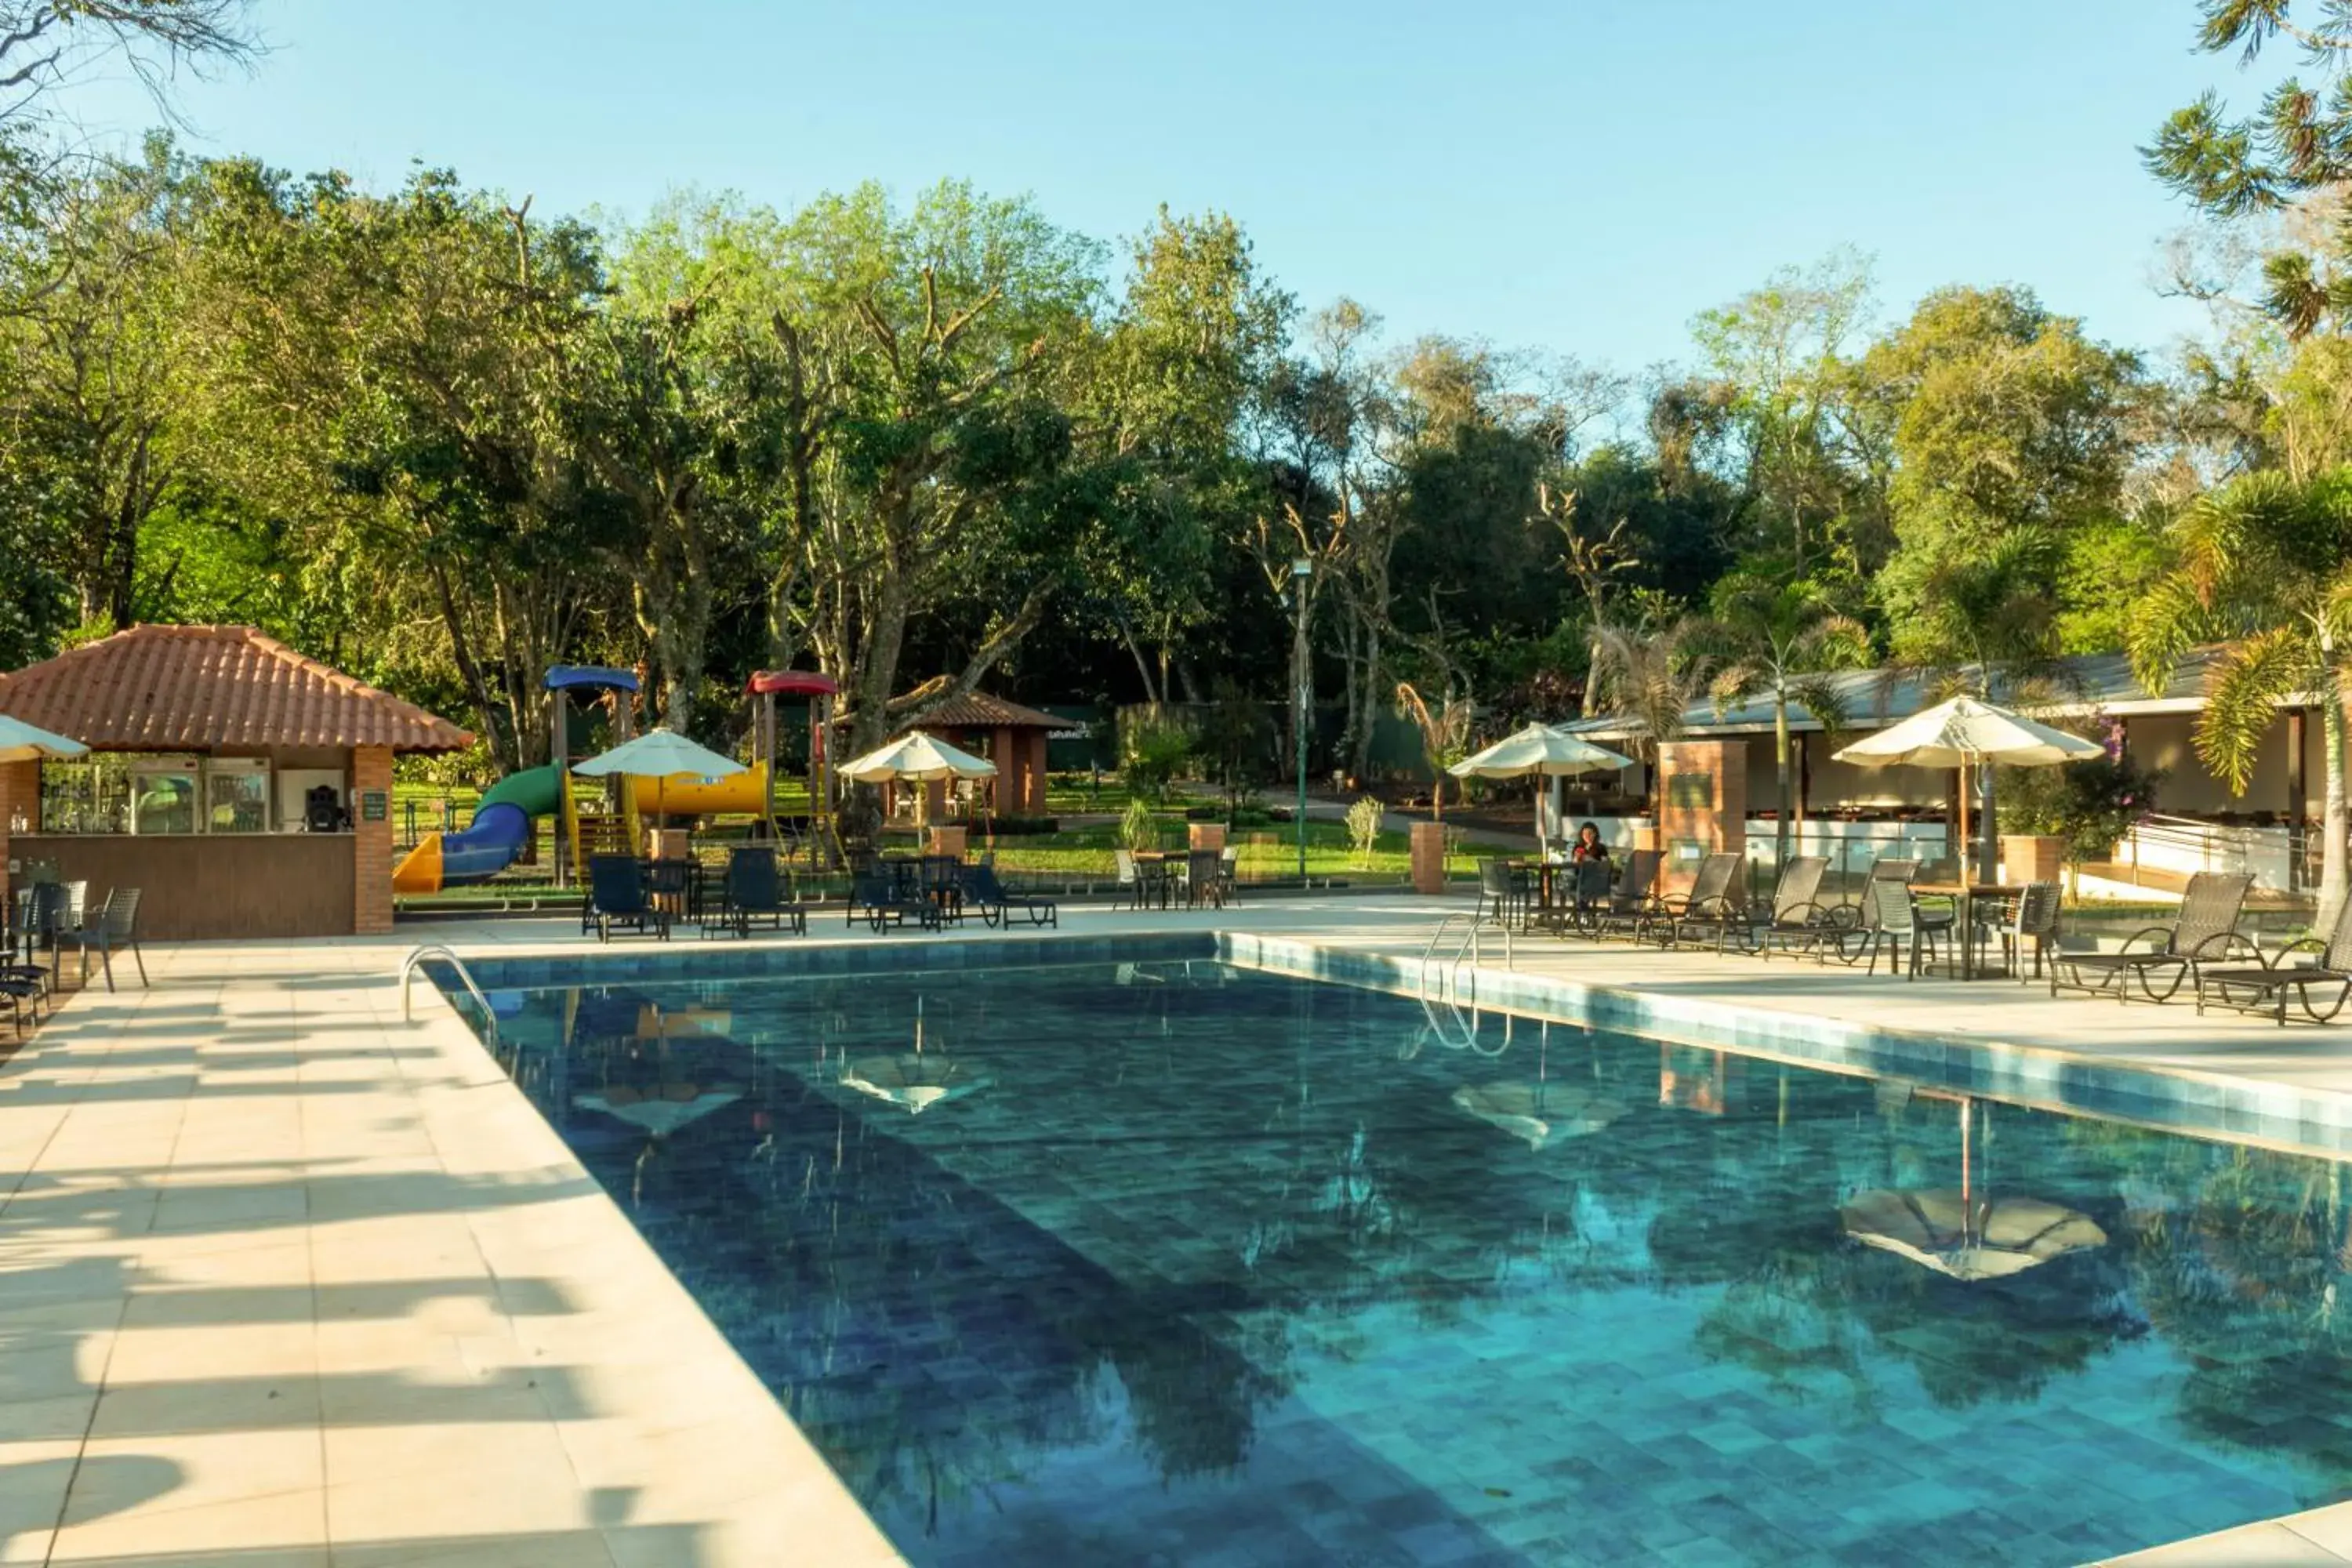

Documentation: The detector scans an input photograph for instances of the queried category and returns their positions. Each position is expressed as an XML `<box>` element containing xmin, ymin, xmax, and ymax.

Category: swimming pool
<box><xmin>458</xmin><ymin>948</ymin><xmax>2352</xmax><ymax>1566</ymax></box>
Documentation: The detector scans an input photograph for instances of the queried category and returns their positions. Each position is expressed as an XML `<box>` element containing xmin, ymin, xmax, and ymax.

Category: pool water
<box><xmin>473</xmin><ymin>956</ymin><xmax>2352</xmax><ymax>1566</ymax></box>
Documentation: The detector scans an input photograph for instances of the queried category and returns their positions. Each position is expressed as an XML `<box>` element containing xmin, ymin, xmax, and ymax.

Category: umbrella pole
<box><xmin>1956</xmin><ymin>770</ymin><xmax>1969</xmax><ymax>883</ymax></box>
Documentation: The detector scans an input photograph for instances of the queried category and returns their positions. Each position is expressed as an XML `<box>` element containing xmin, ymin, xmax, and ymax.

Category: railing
<box><xmin>2120</xmin><ymin>814</ymin><xmax>2303</xmax><ymax>892</ymax></box>
<box><xmin>397</xmin><ymin>943</ymin><xmax>499</xmax><ymax>1048</ymax></box>
<box><xmin>1417</xmin><ymin>911</ymin><xmax>1512</xmax><ymax>1006</ymax></box>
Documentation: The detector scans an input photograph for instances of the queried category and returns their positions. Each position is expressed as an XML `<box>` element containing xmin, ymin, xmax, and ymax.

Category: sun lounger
<box><xmin>1664</xmin><ymin>853</ymin><xmax>1748</xmax><ymax>953</ymax></box>
<box><xmin>1748</xmin><ymin>857</ymin><xmax>1842</xmax><ymax>960</ymax></box>
<box><xmin>962</xmin><ymin>861</ymin><xmax>1058</xmax><ymax>928</ymax></box>
<box><xmin>2047</xmin><ymin>871</ymin><xmax>2255</xmax><ymax>1004</ymax></box>
<box><xmin>584</xmin><ymin>855</ymin><xmax>670</xmax><ymax>942</ymax></box>
<box><xmin>2194</xmin><ymin>890</ymin><xmax>2352</xmax><ymax>1024</ymax></box>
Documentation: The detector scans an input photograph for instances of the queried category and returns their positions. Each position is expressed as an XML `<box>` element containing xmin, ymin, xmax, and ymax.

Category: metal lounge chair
<box><xmin>1860</xmin><ymin>877</ymin><xmax>1947</xmax><ymax>979</ymax></box>
<box><xmin>2047</xmin><ymin>870</ymin><xmax>2256</xmax><ymax>1004</ymax></box>
<box><xmin>1665</xmin><ymin>853</ymin><xmax>1748</xmax><ymax>952</ymax></box>
<box><xmin>962</xmin><ymin>861</ymin><xmax>1058</xmax><ymax>928</ymax></box>
<box><xmin>1591</xmin><ymin>850</ymin><xmax>1667</xmax><ymax>942</ymax></box>
<box><xmin>584</xmin><ymin>855</ymin><xmax>670</xmax><ymax>942</ymax></box>
<box><xmin>848</xmin><ymin>862</ymin><xmax>913</xmax><ymax>933</ymax></box>
<box><xmin>713</xmin><ymin>848</ymin><xmax>805</xmax><ymax>938</ymax></box>
<box><xmin>1748</xmin><ymin>857</ymin><xmax>1842</xmax><ymax>960</ymax></box>
<box><xmin>56</xmin><ymin>887</ymin><xmax>147</xmax><ymax>991</ymax></box>
<box><xmin>2194</xmin><ymin>891</ymin><xmax>2352</xmax><ymax>1025</ymax></box>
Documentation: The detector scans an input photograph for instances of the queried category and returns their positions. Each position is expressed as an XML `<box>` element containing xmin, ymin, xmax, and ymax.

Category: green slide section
<box><xmin>478</xmin><ymin>763</ymin><xmax>563</xmax><ymax>818</ymax></box>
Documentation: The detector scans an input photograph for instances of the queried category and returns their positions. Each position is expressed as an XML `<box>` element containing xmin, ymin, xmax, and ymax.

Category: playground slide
<box><xmin>392</xmin><ymin>764</ymin><xmax>564</xmax><ymax>895</ymax></box>
<box><xmin>625</xmin><ymin>761</ymin><xmax>768</xmax><ymax>819</ymax></box>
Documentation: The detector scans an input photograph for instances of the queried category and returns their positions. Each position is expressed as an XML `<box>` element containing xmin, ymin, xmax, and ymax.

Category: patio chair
<box><xmin>1114</xmin><ymin>850</ymin><xmax>1150</xmax><ymax>911</ymax></box>
<box><xmin>1218</xmin><ymin>845</ymin><xmax>1240</xmax><ymax>904</ymax></box>
<box><xmin>963</xmin><ymin>861</ymin><xmax>1058</xmax><ymax>928</ymax></box>
<box><xmin>584</xmin><ymin>855</ymin><xmax>670</xmax><ymax>942</ymax></box>
<box><xmin>713</xmin><ymin>848</ymin><xmax>805</xmax><ymax>938</ymax></box>
<box><xmin>1185</xmin><ymin>848</ymin><xmax>1225</xmax><ymax>909</ymax></box>
<box><xmin>56</xmin><ymin>887</ymin><xmax>147</xmax><ymax>991</ymax></box>
<box><xmin>1860</xmin><ymin>878</ymin><xmax>1949</xmax><ymax>980</ymax></box>
<box><xmin>1971</xmin><ymin>881</ymin><xmax>2060</xmax><ymax>982</ymax></box>
<box><xmin>920</xmin><ymin>855</ymin><xmax>967</xmax><ymax>927</ymax></box>
<box><xmin>1824</xmin><ymin>857</ymin><xmax>1918</xmax><ymax>966</ymax></box>
<box><xmin>1475</xmin><ymin>860</ymin><xmax>1528</xmax><ymax>929</ymax></box>
<box><xmin>848</xmin><ymin>862</ymin><xmax>914</xmax><ymax>933</ymax></box>
<box><xmin>2048</xmin><ymin>870</ymin><xmax>2256</xmax><ymax>1005</ymax></box>
<box><xmin>1590</xmin><ymin>850</ymin><xmax>1667</xmax><ymax>942</ymax></box>
<box><xmin>1748</xmin><ymin>857</ymin><xmax>1843</xmax><ymax>961</ymax></box>
<box><xmin>1664</xmin><ymin>853</ymin><xmax>1747</xmax><ymax>953</ymax></box>
<box><xmin>1560</xmin><ymin>858</ymin><xmax>1613</xmax><ymax>936</ymax></box>
<box><xmin>2194</xmin><ymin>890</ymin><xmax>2352</xmax><ymax>1025</ymax></box>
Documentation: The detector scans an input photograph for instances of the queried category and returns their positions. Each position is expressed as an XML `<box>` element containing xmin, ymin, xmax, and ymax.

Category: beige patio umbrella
<box><xmin>1840</xmin><ymin>1094</ymin><xmax>2107</xmax><ymax>1281</ymax></box>
<box><xmin>1450</xmin><ymin>724</ymin><xmax>1633</xmax><ymax>851</ymax></box>
<box><xmin>838</xmin><ymin>996</ymin><xmax>990</xmax><ymax>1114</ymax></box>
<box><xmin>1832</xmin><ymin>696</ymin><xmax>2102</xmax><ymax>881</ymax></box>
<box><xmin>840</xmin><ymin>731</ymin><xmax>996</xmax><ymax>827</ymax></box>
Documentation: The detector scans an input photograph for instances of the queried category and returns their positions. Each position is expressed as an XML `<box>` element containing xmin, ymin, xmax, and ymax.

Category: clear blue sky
<box><xmin>63</xmin><ymin>0</ymin><xmax>2250</xmax><ymax>389</ymax></box>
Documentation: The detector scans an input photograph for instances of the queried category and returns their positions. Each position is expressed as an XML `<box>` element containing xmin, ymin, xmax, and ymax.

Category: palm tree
<box><xmin>1394</xmin><ymin>681</ymin><xmax>1472</xmax><ymax>821</ymax></box>
<box><xmin>1587</xmin><ymin>618</ymin><xmax>1715</xmax><ymax>818</ymax></box>
<box><xmin>1894</xmin><ymin>530</ymin><xmax>2068</xmax><ymax>879</ymax></box>
<box><xmin>2130</xmin><ymin>470</ymin><xmax>2352</xmax><ymax>932</ymax></box>
<box><xmin>1694</xmin><ymin>573</ymin><xmax>1874</xmax><ymax>872</ymax></box>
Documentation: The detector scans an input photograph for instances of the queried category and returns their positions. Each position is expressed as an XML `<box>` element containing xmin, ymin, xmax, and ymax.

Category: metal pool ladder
<box><xmin>398</xmin><ymin>943</ymin><xmax>499</xmax><ymax>1048</ymax></box>
<box><xmin>1418</xmin><ymin>913</ymin><xmax>1511</xmax><ymax>1006</ymax></box>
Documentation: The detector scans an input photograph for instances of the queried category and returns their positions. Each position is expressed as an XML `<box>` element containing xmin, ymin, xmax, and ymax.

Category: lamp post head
<box><xmin>1290</xmin><ymin>558</ymin><xmax>1312</xmax><ymax>580</ymax></box>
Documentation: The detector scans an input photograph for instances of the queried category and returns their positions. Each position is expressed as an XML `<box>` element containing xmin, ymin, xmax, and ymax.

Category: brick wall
<box><xmin>353</xmin><ymin>746</ymin><xmax>394</xmax><ymax>935</ymax></box>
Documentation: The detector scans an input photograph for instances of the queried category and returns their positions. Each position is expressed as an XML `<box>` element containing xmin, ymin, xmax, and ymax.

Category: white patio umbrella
<box><xmin>572</xmin><ymin>727</ymin><xmax>746</xmax><ymax>826</ymax></box>
<box><xmin>1831</xmin><ymin>696</ymin><xmax>2102</xmax><ymax>880</ymax></box>
<box><xmin>840</xmin><ymin>730</ymin><xmax>997</xmax><ymax>826</ymax></box>
<box><xmin>839</xmin><ymin>730</ymin><xmax>997</xmax><ymax>783</ymax></box>
<box><xmin>1450</xmin><ymin>724</ymin><xmax>1633</xmax><ymax>851</ymax></box>
<box><xmin>0</xmin><ymin>713</ymin><xmax>87</xmax><ymax>764</ymax></box>
<box><xmin>1840</xmin><ymin>1098</ymin><xmax>2104</xmax><ymax>1282</ymax></box>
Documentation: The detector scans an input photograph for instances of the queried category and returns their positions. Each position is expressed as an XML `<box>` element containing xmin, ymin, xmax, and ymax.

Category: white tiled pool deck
<box><xmin>9</xmin><ymin>892</ymin><xmax>2352</xmax><ymax>1565</ymax></box>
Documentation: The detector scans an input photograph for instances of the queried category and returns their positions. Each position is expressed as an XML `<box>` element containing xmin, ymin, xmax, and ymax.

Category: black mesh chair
<box><xmin>1749</xmin><ymin>857</ymin><xmax>1842</xmax><ymax>961</ymax></box>
<box><xmin>584</xmin><ymin>855</ymin><xmax>669</xmax><ymax>942</ymax></box>
<box><xmin>963</xmin><ymin>862</ymin><xmax>1058</xmax><ymax>928</ymax></box>
<box><xmin>1664</xmin><ymin>854</ymin><xmax>1748</xmax><ymax>953</ymax></box>
<box><xmin>848</xmin><ymin>862</ymin><xmax>914</xmax><ymax>932</ymax></box>
<box><xmin>57</xmin><ymin>887</ymin><xmax>146</xmax><ymax>990</ymax></box>
<box><xmin>1860</xmin><ymin>879</ymin><xmax>1946</xmax><ymax>979</ymax></box>
<box><xmin>715</xmin><ymin>848</ymin><xmax>804</xmax><ymax>938</ymax></box>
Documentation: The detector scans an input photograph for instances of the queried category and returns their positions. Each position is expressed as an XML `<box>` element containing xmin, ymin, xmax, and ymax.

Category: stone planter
<box><xmin>927</xmin><ymin>825</ymin><xmax>968</xmax><ymax>859</ymax></box>
<box><xmin>1188</xmin><ymin>822</ymin><xmax>1227</xmax><ymax>851</ymax></box>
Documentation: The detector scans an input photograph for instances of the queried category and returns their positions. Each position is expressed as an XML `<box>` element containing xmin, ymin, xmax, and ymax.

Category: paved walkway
<box><xmin>9</xmin><ymin>894</ymin><xmax>2352</xmax><ymax>1565</ymax></box>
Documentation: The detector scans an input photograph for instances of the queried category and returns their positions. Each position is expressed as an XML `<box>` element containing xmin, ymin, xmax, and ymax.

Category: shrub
<box><xmin>1119</xmin><ymin>796</ymin><xmax>1161</xmax><ymax>852</ymax></box>
<box><xmin>1345</xmin><ymin>796</ymin><xmax>1384</xmax><ymax>867</ymax></box>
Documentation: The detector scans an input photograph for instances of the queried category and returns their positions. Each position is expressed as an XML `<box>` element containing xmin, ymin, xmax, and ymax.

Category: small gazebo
<box><xmin>904</xmin><ymin>691</ymin><xmax>1060</xmax><ymax>815</ymax></box>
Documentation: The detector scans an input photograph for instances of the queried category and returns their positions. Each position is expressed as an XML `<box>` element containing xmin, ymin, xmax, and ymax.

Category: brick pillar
<box><xmin>353</xmin><ymin>746</ymin><xmax>394</xmax><ymax>935</ymax></box>
<box><xmin>1656</xmin><ymin>740</ymin><xmax>1746</xmax><ymax>897</ymax></box>
<box><xmin>1410</xmin><ymin>821</ymin><xmax>1447</xmax><ymax>895</ymax></box>
<box><xmin>1023</xmin><ymin>731</ymin><xmax>1048</xmax><ymax>815</ymax></box>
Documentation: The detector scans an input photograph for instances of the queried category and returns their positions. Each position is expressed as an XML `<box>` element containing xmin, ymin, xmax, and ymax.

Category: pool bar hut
<box><xmin>0</xmin><ymin>624</ymin><xmax>473</xmax><ymax>939</ymax></box>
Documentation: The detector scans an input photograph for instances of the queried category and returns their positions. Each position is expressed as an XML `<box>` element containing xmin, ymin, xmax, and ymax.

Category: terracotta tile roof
<box><xmin>0</xmin><ymin>625</ymin><xmax>474</xmax><ymax>753</ymax></box>
<box><xmin>898</xmin><ymin>691</ymin><xmax>1068</xmax><ymax>731</ymax></box>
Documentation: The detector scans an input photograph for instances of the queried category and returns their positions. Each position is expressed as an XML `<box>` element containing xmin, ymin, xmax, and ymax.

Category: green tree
<box><xmin>1695</xmin><ymin>572</ymin><xmax>1873</xmax><ymax>869</ymax></box>
<box><xmin>1864</xmin><ymin>286</ymin><xmax>2143</xmax><ymax>632</ymax></box>
<box><xmin>2131</xmin><ymin>468</ymin><xmax>2352</xmax><ymax>930</ymax></box>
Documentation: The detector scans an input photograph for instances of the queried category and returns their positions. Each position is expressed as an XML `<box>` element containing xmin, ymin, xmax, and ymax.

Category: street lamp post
<box><xmin>1291</xmin><ymin>557</ymin><xmax>1312</xmax><ymax>883</ymax></box>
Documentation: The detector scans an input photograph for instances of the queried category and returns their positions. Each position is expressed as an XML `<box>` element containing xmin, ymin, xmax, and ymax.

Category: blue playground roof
<box><xmin>544</xmin><ymin>666</ymin><xmax>640</xmax><ymax>694</ymax></box>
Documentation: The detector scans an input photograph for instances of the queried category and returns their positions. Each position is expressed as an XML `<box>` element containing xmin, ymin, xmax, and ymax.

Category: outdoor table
<box><xmin>1911</xmin><ymin>882</ymin><xmax>2025</xmax><ymax>979</ymax></box>
<box><xmin>1131</xmin><ymin>850</ymin><xmax>1181</xmax><ymax>909</ymax></box>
